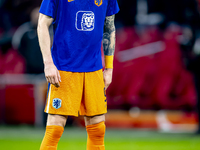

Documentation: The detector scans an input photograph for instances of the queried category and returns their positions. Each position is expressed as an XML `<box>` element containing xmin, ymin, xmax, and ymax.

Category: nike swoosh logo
<box><xmin>68</xmin><ymin>0</ymin><xmax>74</xmax><ymax>2</ymax></box>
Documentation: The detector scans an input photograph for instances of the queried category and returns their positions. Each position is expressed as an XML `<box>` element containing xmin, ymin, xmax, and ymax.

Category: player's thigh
<box><xmin>84</xmin><ymin>114</ymin><xmax>105</xmax><ymax>126</ymax></box>
<box><xmin>46</xmin><ymin>71</ymin><xmax>84</xmax><ymax>117</ymax></box>
<box><xmin>46</xmin><ymin>114</ymin><xmax>68</xmax><ymax>127</ymax></box>
<box><xmin>80</xmin><ymin>69</ymin><xmax>107</xmax><ymax>116</ymax></box>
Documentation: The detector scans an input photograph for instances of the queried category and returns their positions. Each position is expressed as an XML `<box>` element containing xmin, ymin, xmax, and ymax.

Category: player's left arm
<box><xmin>103</xmin><ymin>15</ymin><xmax>116</xmax><ymax>89</ymax></box>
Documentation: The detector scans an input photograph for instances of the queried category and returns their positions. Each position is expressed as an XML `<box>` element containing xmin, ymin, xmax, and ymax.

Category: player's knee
<box><xmin>47</xmin><ymin>114</ymin><xmax>67</xmax><ymax>127</ymax></box>
<box><xmin>46</xmin><ymin>125</ymin><xmax>64</xmax><ymax>139</ymax></box>
<box><xmin>97</xmin><ymin>122</ymin><xmax>106</xmax><ymax>137</ymax></box>
<box><xmin>84</xmin><ymin>114</ymin><xmax>105</xmax><ymax>126</ymax></box>
<box><xmin>86</xmin><ymin>121</ymin><xmax>106</xmax><ymax>138</ymax></box>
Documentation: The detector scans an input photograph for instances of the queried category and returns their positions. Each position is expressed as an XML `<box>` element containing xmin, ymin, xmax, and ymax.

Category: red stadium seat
<box><xmin>0</xmin><ymin>48</ymin><xmax>25</xmax><ymax>74</ymax></box>
<box><xmin>4</xmin><ymin>84</ymin><xmax>35</xmax><ymax>124</ymax></box>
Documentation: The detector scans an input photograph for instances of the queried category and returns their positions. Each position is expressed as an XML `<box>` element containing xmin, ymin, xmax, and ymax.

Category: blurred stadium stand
<box><xmin>0</xmin><ymin>74</ymin><xmax>46</xmax><ymax>126</ymax></box>
<box><xmin>0</xmin><ymin>0</ymin><xmax>200</xmax><ymax>132</ymax></box>
<box><xmin>107</xmin><ymin>25</ymin><xmax>196</xmax><ymax>110</ymax></box>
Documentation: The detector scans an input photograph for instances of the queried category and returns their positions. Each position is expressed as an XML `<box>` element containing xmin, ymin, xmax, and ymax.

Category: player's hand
<box><xmin>103</xmin><ymin>68</ymin><xmax>113</xmax><ymax>90</ymax></box>
<box><xmin>44</xmin><ymin>62</ymin><xmax>61</xmax><ymax>88</ymax></box>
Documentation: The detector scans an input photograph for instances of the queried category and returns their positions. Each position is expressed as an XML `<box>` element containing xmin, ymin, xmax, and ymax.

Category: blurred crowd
<box><xmin>1</xmin><ymin>0</ymin><xmax>200</xmax><ymax>131</ymax></box>
<box><xmin>0</xmin><ymin>0</ymin><xmax>42</xmax><ymax>74</ymax></box>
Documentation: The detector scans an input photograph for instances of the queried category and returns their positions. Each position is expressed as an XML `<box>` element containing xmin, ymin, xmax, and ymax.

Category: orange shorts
<box><xmin>45</xmin><ymin>69</ymin><xmax>107</xmax><ymax>117</ymax></box>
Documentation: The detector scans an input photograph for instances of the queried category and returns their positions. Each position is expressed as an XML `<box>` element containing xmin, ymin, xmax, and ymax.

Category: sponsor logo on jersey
<box><xmin>76</xmin><ymin>11</ymin><xmax>95</xmax><ymax>31</ymax></box>
<box><xmin>52</xmin><ymin>98</ymin><xmax>62</xmax><ymax>109</ymax></box>
<box><xmin>68</xmin><ymin>0</ymin><xmax>74</xmax><ymax>2</ymax></box>
<box><xmin>95</xmin><ymin>0</ymin><xmax>102</xmax><ymax>6</ymax></box>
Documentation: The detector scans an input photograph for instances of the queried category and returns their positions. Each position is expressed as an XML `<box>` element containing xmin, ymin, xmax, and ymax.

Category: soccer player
<box><xmin>37</xmin><ymin>0</ymin><xmax>119</xmax><ymax>150</ymax></box>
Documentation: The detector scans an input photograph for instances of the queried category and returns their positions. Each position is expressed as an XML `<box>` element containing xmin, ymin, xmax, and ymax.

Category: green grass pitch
<box><xmin>0</xmin><ymin>126</ymin><xmax>200</xmax><ymax>150</ymax></box>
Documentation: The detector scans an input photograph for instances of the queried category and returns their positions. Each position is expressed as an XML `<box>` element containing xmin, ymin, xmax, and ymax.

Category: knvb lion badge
<box><xmin>76</xmin><ymin>11</ymin><xmax>95</xmax><ymax>31</ymax></box>
<box><xmin>52</xmin><ymin>98</ymin><xmax>62</xmax><ymax>109</ymax></box>
<box><xmin>95</xmin><ymin>0</ymin><xmax>102</xmax><ymax>6</ymax></box>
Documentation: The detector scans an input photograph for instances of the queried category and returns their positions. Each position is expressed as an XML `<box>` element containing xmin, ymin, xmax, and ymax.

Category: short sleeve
<box><xmin>106</xmin><ymin>0</ymin><xmax>120</xmax><ymax>16</ymax></box>
<box><xmin>39</xmin><ymin>0</ymin><xmax>58</xmax><ymax>19</ymax></box>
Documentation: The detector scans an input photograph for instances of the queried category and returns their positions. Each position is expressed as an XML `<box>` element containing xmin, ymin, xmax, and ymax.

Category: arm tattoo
<box><xmin>103</xmin><ymin>15</ymin><xmax>116</xmax><ymax>56</ymax></box>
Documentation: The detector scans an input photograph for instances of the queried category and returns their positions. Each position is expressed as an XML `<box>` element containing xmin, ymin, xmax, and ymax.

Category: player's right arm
<box><xmin>37</xmin><ymin>13</ymin><xmax>61</xmax><ymax>87</ymax></box>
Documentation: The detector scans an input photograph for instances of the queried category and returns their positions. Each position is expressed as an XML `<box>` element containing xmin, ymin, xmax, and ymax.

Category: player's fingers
<box><xmin>54</xmin><ymin>75</ymin><xmax>60</xmax><ymax>88</ymax></box>
<box><xmin>51</xmin><ymin>76</ymin><xmax>56</xmax><ymax>85</ymax></box>
<box><xmin>49</xmin><ymin>76</ymin><xmax>54</xmax><ymax>84</ymax></box>
<box><xmin>104</xmin><ymin>79</ymin><xmax>109</xmax><ymax>90</ymax></box>
<box><xmin>46</xmin><ymin>74</ymin><xmax>53</xmax><ymax>84</ymax></box>
<box><xmin>46</xmin><ymin>76</ymin><xmax>50</xmax><ymax>83</ymax></box>
<box><xmin>54</xmin><ymin>82</ymin><xmax>60</xmax><ymax>88</ymax></box>
<box><xmin>104</xmin><ymin>78</ymin><xmax>111</xmax><ymax>89</ymax></box>
<box><xmin>105</xmin><ymin>86</ymin><xmax>108</xmax><ymax>90</ymax></box>
<box><xmin>57</xmin><ymin>71</ymin><xmax>61</xmax><ymax>82</ymax></box>
<box><xmin>105</xmin><ymin>83</ymin><xmax>109</xmax><ymax>90</ymax></box>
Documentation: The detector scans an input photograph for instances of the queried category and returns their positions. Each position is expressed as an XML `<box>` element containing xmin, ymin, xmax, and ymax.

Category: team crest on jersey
<box><xmin>52</xmin><ymin>98</ymin><xmax>62</xmax><ymax>109</ymax></box>
<box><xmin>95</xmin><ymin>0</ymin><xmax>102</xmax><ymax>6</ymax></box>
<box><xmin>76</xmin><ymin>11</ymin><xmax>95</xmax><ymax>31</ymax></box>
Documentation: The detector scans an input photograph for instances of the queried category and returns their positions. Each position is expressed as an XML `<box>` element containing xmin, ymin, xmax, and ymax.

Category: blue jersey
<box><xmin>39</xmin><ymin>0</ymin><xmax>119</xmax><ymax>72</ymax></box>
